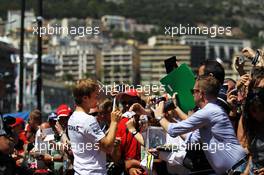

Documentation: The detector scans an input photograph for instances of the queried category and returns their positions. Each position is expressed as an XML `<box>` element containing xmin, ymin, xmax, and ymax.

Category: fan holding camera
<box><xmin>234</xmin><ymin>47</ymin><xmax>264</xmax><ymax>77</ymax></box>
<box><xmin>152</xmin><ymin>75</ymin><xmax>248</xmax><ymax>175</ymax></box>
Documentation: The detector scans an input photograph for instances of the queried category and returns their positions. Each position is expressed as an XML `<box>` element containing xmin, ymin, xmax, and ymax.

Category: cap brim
<box><xmin>116</xmin><ymin>93</ymin><xmax>138</xmax><ymax>100</ymax></box>
<box><xmin>58</xmin><ymin>114</ymin><xmax>69</xmax><ymax>118</ymax></box>
<box><xmin>48</xmin><ymin>118</ymin><xmax>58</xmax><ymax>121</ymax></box>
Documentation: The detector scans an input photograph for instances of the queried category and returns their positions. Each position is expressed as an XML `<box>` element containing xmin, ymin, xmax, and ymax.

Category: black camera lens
<box><xmin>152</xmin><ymin>96</ymin><xmax>166</xmax><ymax>104</ymax></box>
<box><xmin>164</xmin><ymin>99</ymin><xmax>176</xmax><ymax>112</ymax></box>
<box><xmin>238</xmin><ymin>56</ymin><xmax>245</xmax><ymax>65</ymax></box>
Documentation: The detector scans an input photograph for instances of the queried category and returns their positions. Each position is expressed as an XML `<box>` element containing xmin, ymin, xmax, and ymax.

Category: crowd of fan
<box><xmin>0</xmin><ymin>47</ymin><xmax>263</xmax><ymax>175</ymax></box>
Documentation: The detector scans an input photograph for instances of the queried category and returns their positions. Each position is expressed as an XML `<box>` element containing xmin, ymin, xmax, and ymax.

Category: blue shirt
<box><xmin>168</xmin><ymin>102</ymin><xmax>246</xmax><ymax>174</ymax></box>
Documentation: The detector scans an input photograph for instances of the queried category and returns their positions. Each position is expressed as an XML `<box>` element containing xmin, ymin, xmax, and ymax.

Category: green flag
<box><xmin>160</xmin><ymin>63</ymin><xmax>195</xmax><ymax>113</ymax></box>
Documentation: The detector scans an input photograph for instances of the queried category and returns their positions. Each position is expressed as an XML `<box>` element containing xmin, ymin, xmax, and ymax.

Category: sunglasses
<box><xmin>89</xmin><ymin>112</ymin><xmax>99</xmax><ymax>116</ymax></box>
<box><xmin>191</xmin><ymin>88</ymin><xmax>200</xmax><ymax>94</ymax></box>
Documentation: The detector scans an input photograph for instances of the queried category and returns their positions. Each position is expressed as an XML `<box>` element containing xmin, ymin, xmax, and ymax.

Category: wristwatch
<box><xmin>131</xmin><ymin>130</ymin><xmax>138</xmax><ymax>136</ymax></box>
<box><xmin>156</xmin><ymin>116</ymin><xmax>164</xmax><ymax>122</ymax></box>
<box><xmin>59</xmin><ymin>131</ymin><xmax>64</xmax><ymax>137</ymax></box>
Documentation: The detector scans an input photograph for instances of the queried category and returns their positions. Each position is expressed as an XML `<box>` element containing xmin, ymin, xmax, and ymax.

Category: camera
<box><xmin>230</xmin><ymin>88</ymin><xmax>238</xmax><ymax>96</ymax></box>
<box><xmin>218</xmin><ymin>84</ymin><xmax>228</xmax><ymax>96</ymax></box>
<box><xmin>152</xmin><ymin>96</ymin><xmax>176</xmax><ymax>112</ymax></box>
<box><xmin>139</xmin><ymin>115</ymin><xmax>148</xmax><ymax>125</ymax></box>
<box><xmin>238</xmin><ymin>56</ymin><xmax>245</xmax><ymax>65</ymax></box>
<box><xmin>151</xmin><ymin>96</ymin><xmax>166</xmax><ymax>104</ymax></box>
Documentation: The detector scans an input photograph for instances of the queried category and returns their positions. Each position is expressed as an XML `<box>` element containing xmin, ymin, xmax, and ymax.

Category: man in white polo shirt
<box><xmin>68</xmin><ymin>79</ymin><xmax>122</xmax><ymax>175</ymax></box>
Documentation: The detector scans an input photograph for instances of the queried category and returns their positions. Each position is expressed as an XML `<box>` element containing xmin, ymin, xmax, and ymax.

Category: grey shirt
<box><xmin>167</xmin><ymin>102</ymin><xmax>246</xmax><ymax>174</ymax></box>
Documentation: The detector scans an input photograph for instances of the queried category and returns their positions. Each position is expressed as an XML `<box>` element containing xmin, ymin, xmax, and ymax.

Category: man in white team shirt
<box><xmin>68</xmin><ymin>79</ymin><xmax>122</xmax><ymax>175</ymax></box>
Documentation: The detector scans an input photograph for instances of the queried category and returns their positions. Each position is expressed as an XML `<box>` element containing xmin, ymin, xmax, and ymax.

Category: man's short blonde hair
<box><xmin>197</xmin><ymin>75</ymin><xmax>220</xmax><ymax>98</ymax></box>
<box><xmin>72</xmin><ymin>79</ymin><xmax>99</xmax><ymax>105</ymax></box>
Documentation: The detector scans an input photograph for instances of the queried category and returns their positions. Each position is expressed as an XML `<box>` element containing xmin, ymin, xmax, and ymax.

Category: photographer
<box><xmin>234</xmin><ymin>47</ymin><xmax>264</xmax><ymax>77</ymax></box>
<box><xmin>153</xmin><ymin>75</ymin><xmax>247</xmax><ymax>175</ymax></box>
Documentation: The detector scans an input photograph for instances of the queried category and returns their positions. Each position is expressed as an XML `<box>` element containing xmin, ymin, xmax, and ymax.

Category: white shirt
<box><xmin>68</xmin><ymin>111</ymin><xmax>106</xmax><ymax>175</ymax></box>
<box><xmin>34</xmin><ymin>129</ymin><xmax>41</xmax><ymax>151</ymax></box>
<box><xmin>159</xmin><ymin>134</ymin><xmax>190</xmax><ymax>175</ymax></box>
<box><xmin>34</xmin><ymin>128</ymin><xmax>52</xmax><ymax>169</ymax></box>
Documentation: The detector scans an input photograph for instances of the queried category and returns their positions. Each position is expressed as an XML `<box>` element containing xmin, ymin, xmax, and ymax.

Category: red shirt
<box><xmin>19</xmin><ymin>131</ymin><xmax>27</xmax><ymax>144</ymax></box>
<box><xmin>116</xmin><ymin>117</ymin><xmax>141</xmax><ymax>160</ymax></box>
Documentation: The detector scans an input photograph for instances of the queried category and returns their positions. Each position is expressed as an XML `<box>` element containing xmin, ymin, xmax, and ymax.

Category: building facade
<box><xmin>180</xmin><ymin>35</ymin><xmax>251</xmax><ymax>63</ymax></box>
<box><xmin>52</xmin><ymin>43</ymin><xmax>98</xmax><ymax>81</ymax></box>
<box><xmin>139</xmin><ymin>38</ymin><xmax>191</xmax><ymax>86</ymax></box>
<box><xmin>101</xmin><ymin>43</ymin><xmax>138</xmax><ymax>85</ymax></box>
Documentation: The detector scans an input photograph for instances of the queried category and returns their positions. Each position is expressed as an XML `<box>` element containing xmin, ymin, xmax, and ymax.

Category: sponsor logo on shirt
<box><xmin>90</xmin><ymin>122</ymin><xmax>102</xmax><ymax>135</ymax></box>
<box><xmin>68</xmin><ymin>125</ymin><xmax>82</xmax><ymax>133</ymax></box>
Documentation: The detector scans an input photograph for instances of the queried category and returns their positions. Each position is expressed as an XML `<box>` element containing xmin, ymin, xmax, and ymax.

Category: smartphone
<box><xmin>122</xmin><ymin>111</ymin><xmax>136</xmax><ymax>118</ymax></box>
<box><xmin>223</xmin><ymin>84</ymin><xmax>228</xmax><ymax>92</ymax></box>
<box><xmin>164</xmin><ymin>56</ymin><xmax>178</xmax><ymax>74</ymax></box>
<box><xmin>219</xmin><ymin>84</ymin><xmax>228</xmax><ymax>95</ymax></box>
<box><xmin>112</xmin><ymin>97</ymin><xmax>116</xmax><ymax>111</ymax></box>
<box><xmin>230</xmin><ymin>88</ymin><xmax>238</xmax><ymax>96</ymax></box>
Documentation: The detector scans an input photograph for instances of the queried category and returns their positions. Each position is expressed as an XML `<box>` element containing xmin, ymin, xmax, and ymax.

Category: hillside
<box><xmin>0</xmin><ymin>0</ymin><xmax>263</xmax><ymax>46</ymax></box>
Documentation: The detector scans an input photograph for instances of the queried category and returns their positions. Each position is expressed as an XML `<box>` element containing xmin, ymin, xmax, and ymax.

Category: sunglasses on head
<box><xmin>89</xmin><ymin>112</ymin><xmax>99</xmax><ymax>116</ymax></box>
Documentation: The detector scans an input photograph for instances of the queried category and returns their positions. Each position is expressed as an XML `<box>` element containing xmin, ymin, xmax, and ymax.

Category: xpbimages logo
<box><xmin>165</xmin><ymin>24</ymin><xmax>232</xmax><ymax>38</ymax></box>
<box><xmin>97</xmin><ymin>81</ymin><xmax>166</xmax><ymax>96</ymax></box>
<box><xmin>32</xmin><ymin>24</ymin><xmax>100</xmax><ymax>37</ymax></box>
